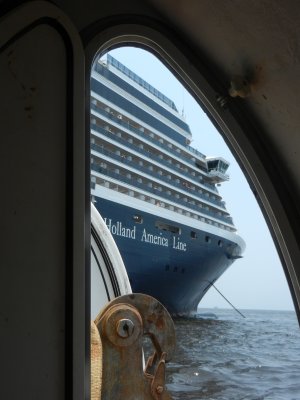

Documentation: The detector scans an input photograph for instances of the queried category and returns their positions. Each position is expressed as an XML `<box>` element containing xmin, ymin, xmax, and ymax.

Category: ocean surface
<box><xmin>166</xmin><ymin>309</ymin><xmax>300</xmax><ymax>400</ymax></box>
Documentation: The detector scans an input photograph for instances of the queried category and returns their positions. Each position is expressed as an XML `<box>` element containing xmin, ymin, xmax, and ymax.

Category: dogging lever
<box><xmin>94</xmin><ymin>293</ymin><xmax>176</xmax><ymax>400</ymax></box>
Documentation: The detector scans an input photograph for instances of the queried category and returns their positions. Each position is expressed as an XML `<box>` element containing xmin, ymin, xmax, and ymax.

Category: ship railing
<box><xmin>95</xmin><ymin>58</ymin><xmax>176</xmax><ymax>111</ymax></box>
<box><xmin>90</xmin><ymin>103</ymin><xmax>216</xmax><ymax>188</ymax></box>
<box><xmin>104</xmin><ymin>55</ymin><xmax>178</xmax><ymax>111</ymax></box>
<box><xmin>91</xmin><ymin>141</ymin><xmax>226</xmax><ymax>209</ymax></box>
<box><xmin>90</xmin><ymin>120</ymin><xmax>218</xmax><ymax>195</ymax></box>
<box><xmin>91</xmin><ymin>121</ymin><xmax>216</xmax><ymax>192</ymax></box>
<box><xmin>91</xmin><ymin>103</ymin><xmax>196</xmax><ymax>164</ymax></box>
<box><xmin>208</xmin><ymin>170</ymin><xmax>230</xmax><ymax>182</ymax></box>
<box><xmin>91</xmin><ymin>162</ymin><xmax>234</xmax><ymax>225</ymax></box>
<box><xmin>186</xmin><ymin>144</ymin><xmax>206</xmax><ymax>160</ymax></box>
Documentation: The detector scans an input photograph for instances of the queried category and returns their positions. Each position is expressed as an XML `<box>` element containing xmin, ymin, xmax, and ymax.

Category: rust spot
<box><xmin>229</xmin><ymin>63</ymin><xmax>265</xmax><ymax>98</ymax></box>
<box><xmin>146</xmin><ymin>313</ymin><xmax>165</xmax><ymax>330</ymax></box>
<box><xmin>251</xmin><ymin>64</ymin><xmax>265</xmax><ymax>90</ymax></box>
<box><xmin>155</xmin><ymin>316</ymin><xmax>165</xmax><ymax>330</ymax></box>
<box><xmin>146</xmin><ymin>314</ymin><xmax>155</xmax><ymax>324</ymax></box>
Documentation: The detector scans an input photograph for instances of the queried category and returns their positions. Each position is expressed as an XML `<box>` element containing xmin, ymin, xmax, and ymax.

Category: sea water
<box><xmin>166</xmin><ymin>309</ymin><xmax>300</xmax><ymax>400</ymax></box>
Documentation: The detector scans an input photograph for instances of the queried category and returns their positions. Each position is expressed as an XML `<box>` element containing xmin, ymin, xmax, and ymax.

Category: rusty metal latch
<box><xmin>144</xmin><ymin>351</ymin><xmax>171</xmax><ymax>400</ymax></box>
<box><xmin>94</xmin><ymin>293</ymin><xmax>176</xmax><ymax>400</ymax></box>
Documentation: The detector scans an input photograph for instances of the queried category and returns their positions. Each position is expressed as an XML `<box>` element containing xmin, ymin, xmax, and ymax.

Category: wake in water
<box><xmin>166</xmin><ymin>309</ymin><xmax>300</xmax><ymax>400</ymax></box>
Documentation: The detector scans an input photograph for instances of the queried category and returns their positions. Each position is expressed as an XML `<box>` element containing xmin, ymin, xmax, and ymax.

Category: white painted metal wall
<box><xmin>0</xmin><ymin>3</ymin><xmax>85</xmax><ymax>399</ymax></box>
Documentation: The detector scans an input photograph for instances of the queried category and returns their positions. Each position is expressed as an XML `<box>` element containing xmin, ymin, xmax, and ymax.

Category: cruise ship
<box><xmin>90</xmin><ymin>54</ymin><xmax>245</xmax><ymax>316</ymax></box>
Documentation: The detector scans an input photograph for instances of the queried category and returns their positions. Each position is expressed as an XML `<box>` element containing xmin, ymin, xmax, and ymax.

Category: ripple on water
<box><xmin>166</xmin><ymin>309</ymin><xmax>300</xmax><ymax>400</ymax></box>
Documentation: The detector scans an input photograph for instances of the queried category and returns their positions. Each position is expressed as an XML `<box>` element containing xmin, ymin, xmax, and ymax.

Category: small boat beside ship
<box><xmin>90</xmin><ymin>54</ymin><xmax>245</xmax><ymax>316</ymax></box>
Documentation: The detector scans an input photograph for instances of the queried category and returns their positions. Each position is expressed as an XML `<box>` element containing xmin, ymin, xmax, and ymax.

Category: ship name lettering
<box><xmin>104</xmin><ymin>218</ymin><xmax>136</xmax><ymax>239</ymax></box>
<box><xmin>141</xmin><ymin>229</ymin><xmax>168</xmax><ymax>247</ymax></box>
<box><xmin>173</xmin><ymin>236</ymin><xmax>187</xmax><ymax>251</ymax></box>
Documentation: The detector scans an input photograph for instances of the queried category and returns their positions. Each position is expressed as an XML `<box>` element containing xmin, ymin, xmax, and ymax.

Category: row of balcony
<box><xmin>91</xmin><ymin>178</ymin><xmax>234</xmax><ymax>232</ymax></box>
<box><xmin>90</xmin><ymin>103</ymin><xmax>215</xmax><ymax>187</ymax></box>
<box><xmin>90</xmin><ymin>120</ymin><xmax>219</xmax><ymax>196</ymax></box>
<box><xmin>91</xmin><ymin>162</ymin><xmax>234</xmax><ymax>226</ymax></box>
<box><xmin>91</xmin><ymin>141</ymin><xmax>226</xmax><ymax>210</ymax></box>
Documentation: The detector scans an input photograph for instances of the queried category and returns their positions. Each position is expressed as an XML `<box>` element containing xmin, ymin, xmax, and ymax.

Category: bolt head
<box><xmin>156</xmin><ymin>385</ymin><xmax>164</xmax><ymax>394</ymax></box>
<box><xmin>116</xmin><ymin>318</ymin><xmax>135</xmax><ymax>338</ymax></box>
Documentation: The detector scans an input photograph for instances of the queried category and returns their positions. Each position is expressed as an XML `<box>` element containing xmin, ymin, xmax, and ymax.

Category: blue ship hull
<box><xmin>94</xmin><ymin>196</ymin><xmax>241</xmax><ymax>316</ymax></box>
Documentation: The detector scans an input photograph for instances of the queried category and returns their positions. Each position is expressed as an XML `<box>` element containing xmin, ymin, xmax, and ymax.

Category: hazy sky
<box><xmin>104</xmin><ymin>46</ymin><xmax>294</xmax><ymax>311</ymax></box>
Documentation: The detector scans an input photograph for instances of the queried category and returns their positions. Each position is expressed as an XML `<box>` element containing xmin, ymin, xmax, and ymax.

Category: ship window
<box><xmin>155</xmin><ymin>221</ymin><xmax>180</xmax><ymax>234</ymax></box>
<box><xmin>133</xmin><ymin>215</ymin><xmax>143</xmax><ymax>223</ymax></box>
<box><xmin>88</xmin><ymin>49</ymin><xmax>297</xmax><ymax>400</ymax></box>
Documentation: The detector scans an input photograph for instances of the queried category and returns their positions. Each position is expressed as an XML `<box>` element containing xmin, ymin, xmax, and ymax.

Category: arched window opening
<box><xmin>91</xmin><ymin>46</ymin><xmax>293</xmax><ymax>313</ymax></box>
<box><xmin>90</xmin><ymin>45</ymin><xmax>298</xmax><ymax>400</ymax></box>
